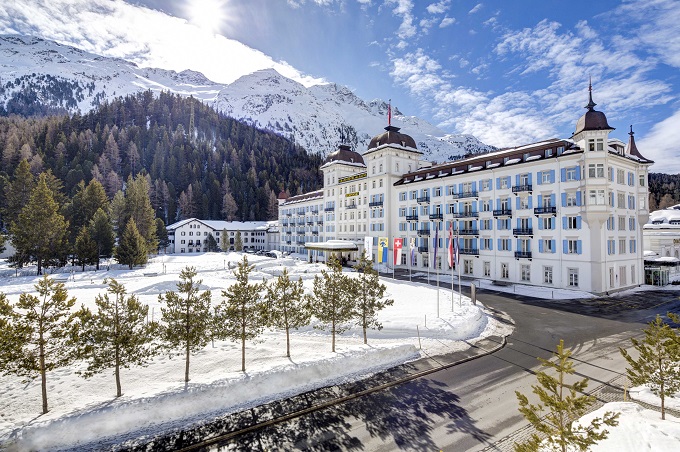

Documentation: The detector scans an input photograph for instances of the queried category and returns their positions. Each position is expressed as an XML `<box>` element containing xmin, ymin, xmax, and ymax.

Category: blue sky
<box><xmin>1</xmin><ymin>0</ymin><xmax>679</xmax><ymax>172</ymax></box>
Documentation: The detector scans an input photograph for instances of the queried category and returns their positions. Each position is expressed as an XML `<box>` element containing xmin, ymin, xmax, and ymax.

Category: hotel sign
<box><xmin>338</xmin><ymin>172</ymin><xmax>367</xmax><ymax>184</ymax></box>
<box><xmin>345</xmin><ymin>192</ymin><xmax>359</xmax><ymax>198</ymax></box>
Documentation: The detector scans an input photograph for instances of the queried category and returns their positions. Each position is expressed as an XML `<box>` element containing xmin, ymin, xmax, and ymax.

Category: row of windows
<box><xmin>179</xmin><ymin>230</ymin><xmax>264</xmax><ymax>237</ymax></box>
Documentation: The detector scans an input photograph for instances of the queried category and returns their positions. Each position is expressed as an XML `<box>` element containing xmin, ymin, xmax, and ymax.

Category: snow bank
<box><xmin>9</xmin><ymin>344</ymin><xmax>418</xmax><ymax>451</ymax></box>
<box><xmin>629</xmin><ymin>385</ymin><xmax>680</xmax><ymax>411</ymax></box>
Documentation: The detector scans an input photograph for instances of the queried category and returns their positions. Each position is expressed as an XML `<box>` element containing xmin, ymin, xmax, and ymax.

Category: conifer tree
<box><xmin>90</xmin><ymin>208</ymin><xmax>115</xmax><ymax>270</ymax></box>
<box><xmin>234</xmin><ymin>231</ymin><xmax>243</xmax><ymax>252</ymax></box>
<box><xmin>0</xmin><ymin>276</ymin><xmax>77</xmax><ymax>414</ymax></box>
<box><xmin>74</xmin><ymin>226</ymin><xmax>98</xmax><ymax>271</ymax></box>
<box><xmin>514</xmin><ymin>340</ymin><xmax>619</xmax><ymax>452</ymax></box>
<box><xmin>351</xmin><ymin>254</ymin><xmax>394</xmax><ymax>344</ymax></box>
<box><xmin>310</xmin><ymin>256</ymin><xmax>354</xmax><ymax>352</ymax></box>
<box><xmin>123</xmin><ymin>174</ymin><xmax>157</xmax><ymax>252</ymax></box>
<box><xmin>265</xmin><ymin>268</ymin><xmax>310</xmax><ymax>358</ymax></box>
<box><xmin>74</xmin><ymin>278</ymin><xmax>157</xmax><ymax>397</ymax></box>
<box><xmin>9</xmin><ymin>173</ymin><xmax>69</xmax><ymax>275</ymax></box>
<box><xmin>115</xmin><ymin>218</ymin><xmax>147</xmax><ymax>269</ymax></box>
<box><xmin>220</xmin><ymin>228</ymin><xmax>229</xmax><ymax>251</ymax></box>
<box><xmin>206</xmin><ymin>233</ymin><xmax>218</xmax><ymax>252</ymax></box>
<box><xmin>215</xmin><ymin>256</ymin><xmax>266</xmax><ymax>372</ymax></box>
<box><xmin>620</xmin><ymin>312</ymin><xmax>680</xmax><ymax>420</ymax></box>
<box><xmin>2</xmin><ymin>159</ymin><xmax>35</xmax><ymax>222</ymax></box>
<box><xmin>0</xmin><ymin>233</ymin><xmax>5</xmax><ymax>255</ymax></box>
<box><xmin>155</xmin><ymin>218</ymin><xmax>169</xmax><ymax>253</ymax></box>
<box><xmin>159</xmin><ymin>266</ymin><xmax>212</xmax><ymax>383</ymax></box>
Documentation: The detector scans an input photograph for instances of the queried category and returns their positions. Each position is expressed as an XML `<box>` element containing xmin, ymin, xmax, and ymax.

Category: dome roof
<box><xmin>574</xmin><ymin>81</ymin><xmax>614</xmax><ymax>135</ymax></box>
<box><xmin>324</xmin><ymin>144</ymin><xmax>365</xmax><ymax>165</ymax></box>
<box><xmin>368</xmin><ymin>125</ymin><xmax>417</xmax><ymax>151</ymax></box>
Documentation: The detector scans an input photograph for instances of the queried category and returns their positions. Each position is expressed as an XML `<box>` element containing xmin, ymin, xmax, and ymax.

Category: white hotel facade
<box><xmin>278</xmin><ymin>88</ymin><xmax>653</xmax><ymax>294</ymax></box>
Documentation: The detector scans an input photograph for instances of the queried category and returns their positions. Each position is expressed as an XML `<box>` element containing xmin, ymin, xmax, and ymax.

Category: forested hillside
<box><xmin>0</xmin><ymin>91</ymin><xmax>323</xmax><ymax>225</ymax></box>
<box><xmin>649</xmin><ymin>173</ymin><xmax>680</xmax><ymax>211</ymax></box>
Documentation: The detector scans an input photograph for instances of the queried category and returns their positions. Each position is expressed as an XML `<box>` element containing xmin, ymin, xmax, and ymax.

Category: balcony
<box><xmin>512</xmin><ymin>184</ymin><xmax>532</xmax><ymax>194</ymax></box>
<box><xmin>296</xmin><ymin>240</ymin><xmax>306</xmax><ymax>245</ymax></box>
<box><xmin>451</xmin><ymin>191</ymin><xmax>478</xmax><ymax>199</ymax></box>
<box><xmin>515</xmin><ymin>251</ymin><xmax>532</xmax><ymax>259</ymax></box>
<box><xmin>281</xmin><ymin>221</ymin><xmax>289</xmax><ymax>227</ymax></box>
<box><xmin>285</xmin><ymin>212</ymin><xmax>292</xmax><ymax>217</ymax></box>
<box><xmin>418</xmin><ymin>246</ymin><xmax>429</xmax><ymax>253</ymax></box>
<box><xmin>285</xmin><ymin>240</ymin><xmax>291</xmax><ymax>245</ymax></box>
<box><xmin>429</xmin><ymin>212</ymin><xmax>444</xmax><ymax>221</ymax></box>
<box><xmin>324</xmin><ymin>206</ymin><xmax>335</xmax><ymax>212</ymax></box>
<box><xmin>451</xmin><ymin>211</ymin><xmax>479</xmax><ymax>218</ymax></box>
<box><xmin>317</xmin><ymin>219</ymin><xmax>324</xmax><ymax>225</ymax></box>
<box><xmin>534</xmin><ymin>206</ymin><xmax>557</xmax><ymax>215</ymax></box>
<box><xmin>513</xmin><ymin>228</ymin><xmax>533</xmax><ymax>236</ymax></box>
<box><xmin>493</xmin><ymin>209</ymin><xmax>512</xmax><ymax>217</ymax></box>
<box><xmin>310</xmin><ymin>209</ymin><xmax>319</xmax><ymax>214</ymax></box>
<box><xmin>312</xmin><ymin>230</ymin><xmax>319</xmax><ymax>235</ymax></box>
<box><xmin>406</xmin><ymin>214</ymin><xmax>419</xmax><ymax>221</ymax></box>
<box><xmin>417</xmin><ymin>195</ymin><xmax>430</xmax><ymax>204</ymax></box>
<box><xmin>307</xmin><ymin>221</ymin><xmax>314</xmax><ymax>225</ymax></box>
<box><xmin>460</xmin><ymin>248</ymin><xmax>480</xmax><ymax>256</ymax></box>
<box><xmin>297</xmin><ymin>228</ymin><xmax>305</xmax><ymax>234</ymax></box>
<box><xmin>417</xmin><ymin>228</ymin><xmax>431</xmax><ymax>236</ymax></box>
<box><xmin>369</xmin><ymin>200</ymin><xmax>384</xmax><ymax>208</ymax></box>
<box><xmin>458</xmin><ymin>229</ymin><xmax>479</xmax><ymax>236</ymax></box>
<box><xmin>346</xmin><ymin>204</ymin><xmax>357</xmax><ymax>209</ymax></box>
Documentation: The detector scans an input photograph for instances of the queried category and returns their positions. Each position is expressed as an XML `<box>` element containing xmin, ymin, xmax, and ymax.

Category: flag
<box><xmin>432</xmin><ymin>226</ymin><xmax>439</xmax><ymax>269</ymax></box>
<box><xmin>393</xmin><ymin>237</ymin><xmax>403</xmax><ymax>266</ymax></box>
<box><xmin>378</xmin><ymin>236</ymin><xmax>388</xmax><ymax>263</ymax></box>
<box><xmin>453</xmin><ymin>231</ymin><xmax>459</xmax><ymax>266</ymax></box>
<box><xmin>364</xmin><ymin>236</ymin><xmax>373</xmax><ymax>259</ymax></box>
<box><xmin>388</xmin><ymin>99</ymin><xmax>392</xmax><ymax>126</ymax></box>
<box><xmin>447</xmin><ymin>223</ymin><xmax>454</xmax><ymax>268</ymax></box>
<box><xmin>410</xmin><ymin>237</ymin><xmax>416</xmax><ymax>266</ymax></box>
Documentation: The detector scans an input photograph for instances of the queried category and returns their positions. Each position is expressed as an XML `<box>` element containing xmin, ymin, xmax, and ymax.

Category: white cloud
<box><xmin>0</xmin><ymin>0</ymin><xmax>325</xmax><ymax>87</ymax></box>
<box><xmin>426</xmin><ymin>1</ymin><xmax>451</xmax><ymax>15</ymax></box>
<box><xmin>468</xmin><ymin>3</ymin><xmax>483</xmax><ymax>14</ymax></box>
<box><xmin>439</xmin><ymin>17</ymin><xmax>456</xmax><ymax>28</ymax></box>
<box><xmin>637</xmin><ymin>109</ymin><xmax>680</xmax><ymax>174</ymax></box>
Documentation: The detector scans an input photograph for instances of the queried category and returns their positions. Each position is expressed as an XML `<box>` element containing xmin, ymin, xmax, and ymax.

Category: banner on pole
<box><xmin>364</xmin><ymin>236</ymin><xmax>373</xmax><ymax>259</ymax></box>
<box><xmin>409</xmin><ymin>237</ymin><xmax>416</xmax><ymax>266</ymax></box>
<box><xmin>378</xmin><ymin>236</ymin><xmax>389</xmax><ymax>263</ymax></box>
<box><xmin>393</xmin><ymin>237</ymin><xmax>403</xmax><ymax>266</ymax></box>
<box><xmin>432</xmin><ymin>226</ymin><xmax>439</xmax><ymax>269</ymax></box>
<box><xmin>447</xmin><ymin>223</ymin><xmax>454</xmax><ymax>268</ymax></box>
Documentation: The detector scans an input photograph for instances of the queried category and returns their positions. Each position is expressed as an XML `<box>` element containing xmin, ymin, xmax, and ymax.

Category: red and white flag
<box><xmin>393</xmin><ymin>237</ymin><xmax>403</xmax><ymax>266</ymax></box>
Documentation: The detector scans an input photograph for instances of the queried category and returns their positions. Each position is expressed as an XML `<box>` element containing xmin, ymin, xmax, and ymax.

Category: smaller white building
<box><xmin>644</xmin><ymin>204</ymin><xmax>680</xmax><ymax>259</ymax></box>
<box><xmin>166</xmin><ymin>218</ymin><xmax>278</xmax><ymax>253</ymax></box>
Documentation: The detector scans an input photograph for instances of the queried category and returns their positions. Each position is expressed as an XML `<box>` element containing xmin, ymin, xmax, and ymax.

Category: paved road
<box><xmin>133</xmin><ymin>282</ymin><xmax>680</xmax><ymax>452</ymax></box>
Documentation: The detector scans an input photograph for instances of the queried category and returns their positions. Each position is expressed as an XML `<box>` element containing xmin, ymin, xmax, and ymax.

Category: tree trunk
<box><xmin>185</xmin><ymin>342</ymin><xmax>190</xmax><ymax>383</ymax></box>
<box><xmin>115</xmin><ymin>347</ymin><xmax>122</xmax><ymax>397</ymax></box>
<box><xmin>286</xmin><ymin>327</ymin><xmax>291</xmax><ymax>358</ymax></box>
<box><xmin>39</xmin><ymin>334</ymin><xmax>48</xmax><ymax>414</ymax></box>
<box><xmin>241</xmin><ymin>335</ymin><xmax>246</xmax><ymax>372</ymax></box>
<box><xmin>37</xmin><ymin>258</ymin><xmax>43</xmax><ymax>276</ymax></box>
<box><xmin>332</xmin><ymin>318</ymin><xmax>336</xmax><ymax>353</ymax></box>
<box><xmin>363</xmin><ymin>318</ymin><xmax>367</xmax><ymax>344</ymax></box>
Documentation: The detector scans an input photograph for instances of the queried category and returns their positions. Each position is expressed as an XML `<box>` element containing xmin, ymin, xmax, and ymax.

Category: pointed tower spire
<box><xmin>585</xmin><ymin>76</ymin><xmax>597</xmax><ymax>110</ymax></box>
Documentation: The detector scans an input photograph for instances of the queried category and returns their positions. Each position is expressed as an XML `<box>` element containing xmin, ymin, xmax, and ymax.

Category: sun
<box><xmin>185</xmin><ymin>0</ymin><xmax>228</xmax><ymax>33</ymax></box>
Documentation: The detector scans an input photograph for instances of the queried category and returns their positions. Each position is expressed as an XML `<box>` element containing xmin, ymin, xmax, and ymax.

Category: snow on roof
<box><xmin>646</xmin><ymin>205</ymin><xmax>680</xmax><ymax>226</ymax></box>
<box><xmin>167</xmin><ymin>218</ymin><xmax>272</xmax><ymax>232</ymax></box>
<box><xmin>505</xmin><ymin>158</ymin><xmax>521</xmax><ymax>165</ymax></box>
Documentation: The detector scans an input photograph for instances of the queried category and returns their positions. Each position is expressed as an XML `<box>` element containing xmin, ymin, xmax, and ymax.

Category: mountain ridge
<box><xmin>0</xmin><ymin>34</ymin><xmax>495</xmax><ymax>161</ymax></box>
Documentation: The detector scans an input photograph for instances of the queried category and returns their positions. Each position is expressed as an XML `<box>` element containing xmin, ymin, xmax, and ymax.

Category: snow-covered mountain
<box><xmin>0</xmin><ymin>35</ymin><xmax>494</xmax><ymax>161</ymax></box>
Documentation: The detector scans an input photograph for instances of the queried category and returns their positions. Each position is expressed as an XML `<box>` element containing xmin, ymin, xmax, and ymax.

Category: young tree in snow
<box><xmin>350</xmin><ymin>254</ymin><xmax>393</xmax><ymax>344</ymax></box>
<box><xmin>205</xmin><ymin>233</ymin><xmax>218</xmax><ymax>252</ymax></box>
<box><xmin>310</xmin><ymin>256</ymin><xmax>354</xmax><ymax>352</ymax></box>
<box><xmin>234</xmin><ymin>231</ymin><xmax>243</xmax><ymax>252</ymax></box>
<box><xmin>620</xmin><ymin>312</ymin><xmax>680</xmax><ymax>420</ymax></box>
<box><xmin>155</xmin><ymin>218</ymin><xmax>169</xmax><ymax>253</ymax></box>
<box><xmin>74</xmin><ymin>278</ymin><xmax>158</xmax><ymax>397</ymax></box>
<box><xmin>220</xmin><ymin>228</ymin><xmax>229</xmax><ymax>252</ymax></box>
<box><xmin>0</xmin><ymin>276</ymin><xmax>77</xmax><ymax>414</ymax></box>
<box><xmin>215</xmin><ymin>256</ymin><xmax>266</xmax><ymax>372</ymax></box>
<box><xmin>159</xmin><ymin>266</ymin><xmax>212</xmax><ymax>383</ymax></box>
<box><xmin>115</xmin><ymin>218</ymin><xmax>147</xmax><ymax>269</ymax></box>
<box><xmin>514</xmin><ymin>339</ymin><xmax>619</xmax><ymax>452</ymax></box>
<box><xmin>74</xmin><ymin>226</ymin><xmax>98</xmax><ymax>271</ymax></box>
<box><xmin>265</xmin><ymin>268</ymin><xmax>310</xmax><ymax>358</ymax></box>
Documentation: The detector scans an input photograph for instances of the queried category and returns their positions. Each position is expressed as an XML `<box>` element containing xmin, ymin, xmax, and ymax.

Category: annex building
<box><xmin>166</xmin><ymin>218</ymin><xmax>279</xmax><ymax>254</ymax></box>
<box><xmin>278</xmin><ymin>86</ymin><xmax>653</xmax><ymax>294</ymax></box>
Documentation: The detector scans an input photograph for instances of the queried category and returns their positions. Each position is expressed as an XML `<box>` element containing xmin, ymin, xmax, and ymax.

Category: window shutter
<box><xmin>515</xmin><ymin>174</ymin><xmax>520</xmax><ymax>186</ymax></box>
<box><xmin>537</xmin><ymin>171</ymin><xmax>543</xmax><ymax>185</ymax></box>
<box><xmin>563</xmin><ymin>240</ymin><xmax>568</xmax><ymax>254</ymax></box>
<box><xmin>577</xmin><ymin>240</ymin><xmax>582</xmax><ymax>255</ymax></box>
<box><xmin>472</xmin><ymin>181</ymin><xmax>477</xmax><ymax>192</ymax></box>
<box><xmin>516</xmin><ymin>197</ymin><xmax>520</xmax><ymax>210</ymax></box>
<box><xmin>528</xmin><ymin>196</ymin><xmax>533</xmax><ymax>209</ymax></box>
<box><xmin>528</xmin><ymin>173</ymin><xmax>533</xmax><ymax>185</ymax></box>
<box><xmin>575</xmin><ymin>166</ymin><xmax>581</xmax><ymax>180</ymax></box>
<box><xmin>561</xmin><ymin>193</ymin><xmax>567</xmax><ymax>207</ymax></box>
<box><xmin>576</xmin><ymin>216</ymin><xmax>582</xmax><ymax>229</ymax></box>
<box><xmin>539</xmin><ymin>240</ymin><xmax>544</xmax><ymax>253</ymax></box>
<box><xmin>561</xmin><ymin>168</ymin><xmax>567</xmax><ymax>182</ymax></box>
<box><xmin>550</xmin><ymin>194</ymin><xmax>556</xmax><ymax>207</ymax></box>
<box><xmin>538</xmin><ymin>219</ymin><xmax>543</xmax><ymax>230</ymax></box>
<box><xmin>550</xmin><ymin>240</ymin><xmax>556</xmax><ymax>253</ymax></box>
<box><xmin>562</xmin><ymin>216</ymin><xmax>568</xmax><ymax>229</ymax></box>
<box><xmin>497</xmin><ymin>238</ymin><xmax>502</xmax><ymax>250</ymax></box>
<box><xmin>576</xmin><ymin>191</ymin><xmax>582</xmax><ymax>206</ymax></box>
<box><xmin>496</xmin><ymin>178</ymin><xmax>500</xmax><ymax>190</ymax></box>
<box><xmin>549</xmin><ymin>170</ymin><xmax>556</xmax><ymax>183</ymax></box>
<box><xmin>472</xmin><ymin>238</ymin><xmax>478</xmax><ymax>250</ymax></box>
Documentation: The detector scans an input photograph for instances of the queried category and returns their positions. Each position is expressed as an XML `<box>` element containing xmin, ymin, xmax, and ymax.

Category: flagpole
<box><xmin>457</xmin><ymin>231</ymin><xmax>462</xmax><ymax>307</ymax></box>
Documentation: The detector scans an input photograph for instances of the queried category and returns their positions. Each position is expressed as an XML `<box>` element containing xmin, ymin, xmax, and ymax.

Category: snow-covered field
<box><xmin>0</xmin><ymin>252</ymin><xmax>508</xmax><ymax>451</ymax></box>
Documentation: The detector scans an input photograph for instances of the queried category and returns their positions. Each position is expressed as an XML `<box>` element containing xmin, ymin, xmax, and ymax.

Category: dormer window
<box><xmin>545</xmin><ymin>148</ymin><xmax>553</xmax><ymax>157</ymax></box>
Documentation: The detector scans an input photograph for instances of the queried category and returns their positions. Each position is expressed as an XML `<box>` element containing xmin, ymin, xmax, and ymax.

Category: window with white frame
<box><xmin>541</xmin><ymin>217</ymin><xmax>554</xmax><ymax>230</ymax></box>
<box><xmin>617</xmin><ymin>169</ymin><xmax>625</xmax><ymax>184</ymax></box>
<box><xmin>588</xmin><ymin>163</ymin><xmax>605</xmax><ymax>178</ymax></box>
<box><xmin>501</xmin><ymin>263</ymin><xmax>509</xmax><ymax>279</ymax></box>
<box><xmin>618</xmin><ymin>216</ymin><xmax>626</xmax><ymax>231</ymax></box>
<box><xmin>520</xmin><ymin>196</ymin><xmax>530</xmax><ymax>209</ymax></box>
<box><xmin>521</xmin><ymin>264</ymin><xmax>531</xmax><ymax>281</ymax></box>
<box><xmin>482</xmin><ymin>179</ymin><xmax>491</xmax><ymax>191</ymax></box>
<box><xmin>544</xmin><ymin>266</ymin><xmax>553</xmax><ymax>284</ymax></box>
<box><xmin>589</xmin><ymin>189</ymin><xmax>605</xmax><ymax>205</ymax></box>
<box><xmin>566</xmin><ymin>167</ymin><xmax>577</xmax><ymax>181</ymax></box>
<box><xmin>617</xmin><ymin>192</ymin><xmax>625</xmax><ymax>208</ymax></box>
<box><xmin>542</xmin><ymin>172</ymin><xmax>551</xmax><ymax>184</ymax></box>
<box><xmin>482</xmin><ymin>200</ymin><xmax>491</xmax><ymax>211</ymax></box>
<box><xmin>482</xmin><ymin>237</ymin><xmax>492</xmax><ymax>249</ymax></box>
<box><xmin>541</xmin><ymin>239</ymin><xmax>553</xmax><ymax>253</ymax></box>
<box><xmin>500</xmin><ymin>177</ymin><xmax>509</xmax><ymax>189</ymax></box>
<box><xmin>567</xmin><ymin>239</ymin><xmax>579</xmax><ymax>254</ymax></box>
<box><xmin>566</xmin><ymin>216</ymin><xmax>578</xmax><ymax>229</ymax></box>
<box><xmin>464</xmin><ymin>259</ymin><xmax>473</xmax><ymax>275</ymax></box>
<box><xmin>399</xmin><ymin>192</ymin><xmax>407</xmax><ymax>201</ymax></box>
<box><xmin>567</xmin><ymin>192</ymin><xmax>577</xmax><ymax>206</ymax></box>
<box><xmin>500</xmin><ymin>238</ymin><xmax>511</xmax><ymax>250</ymax></box>
<box><xmin>568</xmin><ymin>268</ymin><xmax>579</xmax><ymax>287</ymax></box>
<box><xmin>433</xmin><ymin>187</ymin><xmax>441</xmax><ymax>197</ymax></box>
<box><xmin>483</xmin><ymin>261</ymin><xmax>491</xmax><ymax>277</ymax></box>
<box><xmin>619</xmin><ymin>238</ymin><xmax>626</xmax><ymax>254</ymax></box>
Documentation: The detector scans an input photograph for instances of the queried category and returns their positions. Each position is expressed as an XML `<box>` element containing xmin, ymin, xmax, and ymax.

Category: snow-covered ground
<box><xmin>0</xmin><ymin>252</ymin><xmax>508</xmax><ymax>451</ymax></box>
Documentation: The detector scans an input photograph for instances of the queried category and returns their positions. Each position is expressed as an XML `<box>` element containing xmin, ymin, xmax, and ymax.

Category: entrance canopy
<box><xmin>304</xmin><ymin>239</ymin><xmax>359</xmax><ymax>252</ymax></box>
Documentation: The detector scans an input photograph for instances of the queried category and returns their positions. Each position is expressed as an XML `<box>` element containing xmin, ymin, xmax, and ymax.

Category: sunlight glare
<box><xmin>186</xmin><ymin>0</ymin><xmax>229</xmax><ymax>34</ymax></box>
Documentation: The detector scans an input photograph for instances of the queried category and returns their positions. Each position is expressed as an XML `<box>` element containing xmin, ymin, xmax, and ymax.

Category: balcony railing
<box><xmin>406</xmin><ymin>214</ymin><xmax>419</xmax><ymax>221</ymax></box>
<box><xmin>296</xmin><ymin>240</ymin><xmax>306</xmax><ymax>245</ymax></box>
<box><xmin>534</xmin><ymin>206</ymin><xmax>557</xmax><ymax>215</ymax></box>
<box><xmin>512</xmin><ymin>184</ymin><xmax>533</xmax><ymax>193</ymax></box>
<box><xmin>346</xmin><ymin>204</ymin><xmax>357</xmax><ymax>209</ymax></box>
<box><xmin>417</xmin><ymin>228</ymin><xmax>431</xmax><ymax>236</ymax></box>
<box><xmin>418</xmin><ymin>246</ymin><xmax>429</xmax><ymax>253</ymax></box>
<box><xmin>285</xmin><ymin>240</ymin><xmax>291</xmax><ymax>244</ymax></box>
<box><xmin>417</xmin><ymin>195</ymin><xmax>430</xmax><ymax>204</ymax></box>
<box><xmin>324</xmin><ymin>206</ymin><xmax>335</xmax><ymax>211</ymax></box>
<box><xmin>513</xmin><ymin>228</ymin><xmax>533</xmax><ymax>236</ymax></box>
<box><xmin>369</xmin><ymin>200</ymin><xmax>384</xmax><ymax>208</ymax></box>
<box><xmin>451</xmin><ymin>211</ymin><xmax>479</xmax><ymax>218</ymax></box>
<box><xmin>493</xmin><ymin>209</ymin><xmax>512</xmax><ymax>217</ymax></box>
<box><xmin>458</xmin><ymin>229</ymin><xmax>479</xmax><ymax>235</ymax></box>
<box><xmin>451</xmin><ymin>191</ymin><xmax>478</xmax><ymax>199</ymax></box>
<box><xmin>515</xmin><ymin>251</ymin><xmax>532</xmax><ymax>259</ymax></box>
<box><xmin>317</xmin><ymin>219</ymin><xmax>324</xmax><ymax>225</ymax></box>
<box><xmin>460</xmin><ymin>248</ymin><xmax>480</xmax><ymax>256</ymax></box>
<box><xmin>312</xmin><ymin>230</ymin><xmax>319</xmax><ymax>235</ymax></box>
<box><xmin>429</xmin><ymin>213</ymin><xmax>444</xmax><ymax>220</ymax></box>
